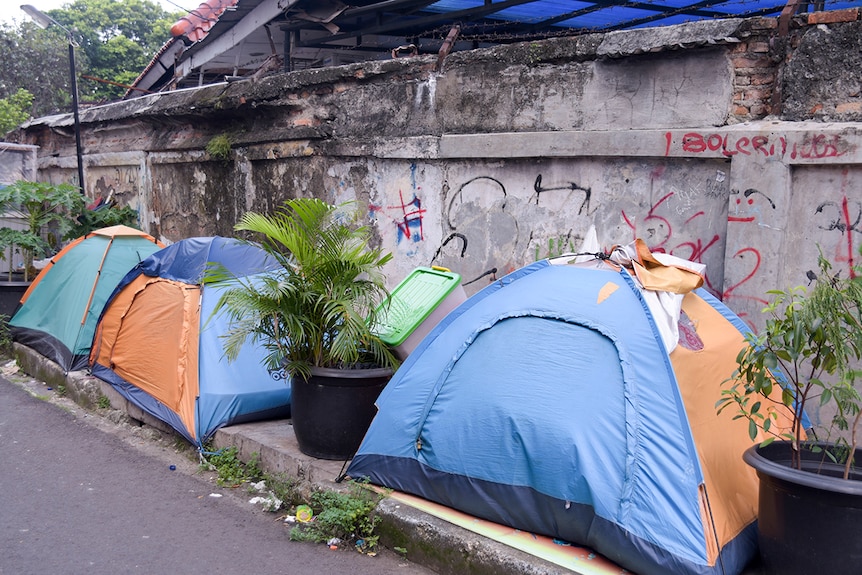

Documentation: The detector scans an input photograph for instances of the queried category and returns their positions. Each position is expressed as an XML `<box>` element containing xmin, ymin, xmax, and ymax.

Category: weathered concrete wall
<box><xmin>0</xmin><ymin>143</ymin><xmax>37</xmax><ymax>185</ymax></box>
<box><xmin>8</xmin><ymin>14</ymin><xmax>862</xmax><ymax>338</ymax></box>
<box><xmin>0</xmin><ymin>143</ymin><xmax>39</xmax><ymax>273</ymax></box>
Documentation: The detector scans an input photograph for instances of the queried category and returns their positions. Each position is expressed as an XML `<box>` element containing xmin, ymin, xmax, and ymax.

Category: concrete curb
<box><xmin>11</xmin><ymin>343</ymin><xmax>576</xmax><ymax>575</ymax></box>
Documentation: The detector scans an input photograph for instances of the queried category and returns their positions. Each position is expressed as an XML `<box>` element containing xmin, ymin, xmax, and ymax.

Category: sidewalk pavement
<box><xmin>11</xmin><ymin>342</ymin><xmax>578</xmax><ymax>575</ymax></box>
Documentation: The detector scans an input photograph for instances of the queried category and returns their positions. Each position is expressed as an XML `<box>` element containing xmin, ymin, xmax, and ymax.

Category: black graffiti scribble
<box><xmin>533</xmin><ymin>174</ymin><xmax>592</xmax><ymax>215</ymax></box>
<box><xmin>816</xmin><ymin>200</ymin><xmax>862</xmax><ymax>234</ymax></box>
<box><xmin>704</xmin><ymin>172</ymin><xmax>727</xmax><ymax>198</ymax></box>
<box><xmin>446</xmin><ymin>176</ymin><xmax>507</xmax><ymax>230</ymax></box>
<box><xmin>431</xmin><ymin>232</ymin><xmax>468</xmax><ymax>264</ymax></box>
<box><xmin>743</xmin><ymin>188</ymin><xmax>776</xmax><ymax>209</ymax></box>
<box><xmin>463</xmin><ymin>268</ymin><xmax>497</xmax><ymax>286</ymax></box>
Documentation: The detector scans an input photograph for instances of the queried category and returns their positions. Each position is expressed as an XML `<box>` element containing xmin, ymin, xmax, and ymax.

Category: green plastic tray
<box><xmin>374</xmin><ymin>266</ymin><xmax>462</xmax><ymax>347</ymax></box>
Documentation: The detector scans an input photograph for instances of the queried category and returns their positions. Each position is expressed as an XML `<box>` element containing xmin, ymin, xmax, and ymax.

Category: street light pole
<box><xmin>66</xmin><ymin>40</ymin><xmax>85</xmax><ymax>196</ymax></box>
<box><xmin>20</xmin><ymin>4</ymin><xmax>86</xmax><ymax>195</ymax></box>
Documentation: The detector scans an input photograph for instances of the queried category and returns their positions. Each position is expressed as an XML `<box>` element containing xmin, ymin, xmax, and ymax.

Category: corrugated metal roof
<box><xmin>127</xmin><ymin>0</ymin><xmax>862</xmax><ymax>96</ymax></box>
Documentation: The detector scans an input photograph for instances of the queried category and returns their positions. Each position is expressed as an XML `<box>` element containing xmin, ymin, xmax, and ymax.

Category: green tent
<box><xmin>10</xmin><ymin>225</ymin><xmax>163</xmax><ymax>371</ymax></box>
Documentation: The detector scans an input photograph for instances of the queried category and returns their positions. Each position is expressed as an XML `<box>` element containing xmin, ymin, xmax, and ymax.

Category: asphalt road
<box><xmin>0</xmin><ymin>373</ymin><xmax>433</xmax><ymax>575</ymax></box>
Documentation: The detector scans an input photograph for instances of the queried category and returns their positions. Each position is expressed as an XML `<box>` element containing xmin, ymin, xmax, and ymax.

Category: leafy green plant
<box><xmin>0</xmin><ymin>228</ymin><xmax>45</xmax><ymax>281</ymax></box>
<box><xmin>206</xmin><ymin>134</ymin><xmax>233</xmax><ymax>162</ymax></box>
<box><xmin>65</xmin><ymin>203</ymin><xmax>141</xmax><ymax>240</ymax></box>
<box><xmin>0</xmin><ymin>314</ymin><xmax>12</xmax><ymax>357</ymax></box>
<box><xmin>200</xmin><ymin>445</ymin><xmax>264</xmax><ymax>487</ymax></box>
<box><xmin>200</xmin><ymin>446</ymin><xmax>306</xmax><ymax>513</ymax></box>
<box><xmin>97</xmin><ymin>394</ymin><xmax>111</xmax><ymax>409</ymax></box>
<box><xmin>257</xmin><ymin>472</ymin><xmax>304</xmax><ymax>509</ymax></box>
<box><xmin>0</xmin><ymin>180</ymin><xmax>85</xmax><ymax>280</ymax></box>
<box><xmin>718</xmin><ymin>249</ymin><xmax>862</xmax><ymax>478</ymax></box>
<box><xmin>32</xmin><ymin>1</ymin><xmax>183</xmax><ymax>104</ymax></box>
<box><xmin>0</xmin><ymin>88</ymin><xmax>34</xmax><ymax>134</ymax></box>
<box><xmin>289</xmin><ymin>482</ymin><xmax>384</xmax><ymax>552</ymax></box>
<box><xmin>207</xmin><ymin>197</ymin><xmax>399</xmax><ymax>380</ymax></box>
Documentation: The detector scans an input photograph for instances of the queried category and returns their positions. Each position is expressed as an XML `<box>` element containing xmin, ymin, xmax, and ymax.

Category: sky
<box><xmin>2</xmin><ymin>0</ymin><xmax>194</xmax><ymax>26</ymax></box>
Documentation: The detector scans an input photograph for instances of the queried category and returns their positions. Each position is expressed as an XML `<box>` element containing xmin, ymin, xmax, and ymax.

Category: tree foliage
<box><xmin>48</xmin><ymin>0</ymin><xmax>182</xmax><ymax>102</ymax></box>
<box><xmin>0</xmin><ymin>0</ymin><xmax>182</xmax><ymax>117</ymax></box>
<box><xmin>0</xmin><ymin>22</ymin><xmax>78</xmax><ymax>117</ymax></box>
<box><xmin>0</xmin><ymin>88</ymin><xmax>34</xmax><ymax>135</ymax></box>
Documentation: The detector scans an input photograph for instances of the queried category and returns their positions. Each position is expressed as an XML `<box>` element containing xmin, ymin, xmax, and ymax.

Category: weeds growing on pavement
<box><xmin>289</xmin><ymin>481</ymin><xmax>384</xmax><ymax>553</ymax></box>
<box><xmin>200</xmin><ymin>445</ymin><xmax>263</xmax><ymax>487</ymax></box>
<box><xmin>199</xmin><ymin>445</ymin><xmax>384</xmax><ymax>553</ymax></box>
<box><xmin>0</xmin><ymin>316</ymin><xmax>12</xmax><ymax>358</ymax></box>
<box><xmin>259</xmin><ymin>472</ymin><xmax>304</xmax><ymax>508</ymax></box>
<box><xmin>199</xmin><ymin>446</ymin><xmax>303</xmax><ymax>508</ymax></box>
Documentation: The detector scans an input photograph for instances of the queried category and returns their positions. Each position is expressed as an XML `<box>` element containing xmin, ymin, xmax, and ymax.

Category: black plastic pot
<box><xmin>743</xmin><ymin>441</ymin><xmax>862</xmax><ymax>575</ymax></box>
<box><xmin>290</xmin><ymin>365</ymin><xmax>393</xmax><ymax>461</ymax></box>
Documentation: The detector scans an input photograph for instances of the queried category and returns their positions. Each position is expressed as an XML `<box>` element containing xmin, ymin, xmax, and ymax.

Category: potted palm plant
<box><xmin>717</xmin><ymin>249</ymin><xmax>862</xmax><ymax>575</ymax></box>
<box><xmin>208</xmin><ymin>197</ymin><xmax>400</xmax><ymax>461</ymax></box>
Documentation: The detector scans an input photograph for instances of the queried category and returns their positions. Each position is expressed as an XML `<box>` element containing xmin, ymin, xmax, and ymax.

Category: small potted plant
<box><xmin>717</xmin><ymin>248</ymin><xmax>862</xmax><ymax>575</ymax></box>
<box><xmin>208</xmin><ymin>197</ymin><xmax>400</xmax><ymax>461</ymax></box>
<box><xmin>0</xmin><ymin>180</ymin><xmax>84</xmax><ymax>317</ymax></box>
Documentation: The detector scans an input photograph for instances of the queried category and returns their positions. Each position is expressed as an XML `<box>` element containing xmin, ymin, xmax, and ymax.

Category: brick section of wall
<box><xmin>727</xmin><ymin>17</ymin><xmax>783</xmax><ymax>123</ymax></box>
<box><xmin>728</xmin><ymin>13</ymin><xmax>862</xmax><ymax>122</ymax></box>
<box><xmin>807</xmin><ymin>7</ymin><xmax>861</xmax><ymax>24</ymax></box>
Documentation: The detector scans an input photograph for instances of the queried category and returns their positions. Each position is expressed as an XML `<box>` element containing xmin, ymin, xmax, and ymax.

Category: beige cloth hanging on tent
<box><xmin>609</xmin><ymin>239</ymin><xmax>706</xmax><ymax>353</ymax></box>
<box><xmin>623</xmin><ymin>238</ymin><xmax>704</xmax><ymax>294</ymax></box>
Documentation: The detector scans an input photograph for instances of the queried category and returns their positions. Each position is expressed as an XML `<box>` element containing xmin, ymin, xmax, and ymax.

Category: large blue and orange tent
<box><xmin>9</xmin><ymin>225</ymin><xmax>164</xmax><ymax>372</ymax></box>
<box><xmin>89</xmin><ymin>236</ymin><xmax>291</xmax><ymax>446</ymax></box>
<box><xmin>348</xmin><ymin>254</ymin><xmax>793</xmax><ymax>575</ymax></box>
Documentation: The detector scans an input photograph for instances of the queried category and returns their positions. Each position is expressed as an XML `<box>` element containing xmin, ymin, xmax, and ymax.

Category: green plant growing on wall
<box><xmin>206</xmin><ymin>133</ymin><xmax>233</xmax><ymax>162</ymax></box>
<box><xmin>527</xmin><ymin>41</ymin><xmax>543</xmax><ymax>65</ymax></box>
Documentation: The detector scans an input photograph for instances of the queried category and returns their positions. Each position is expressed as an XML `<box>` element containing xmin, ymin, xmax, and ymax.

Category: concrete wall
<box><xmin>0</xmin><ymin>143</ymin><xmax>39</xmax><ymax>273</ymax></box>
<box><xmin>0</xmin><ymin>143</ymin><xmax>37</xmax><ymax>185</ymax></box>
<box><xmin>8</xmin><ymin>14</ymin><xmax>862</xmax><ymax>337</ymax></box>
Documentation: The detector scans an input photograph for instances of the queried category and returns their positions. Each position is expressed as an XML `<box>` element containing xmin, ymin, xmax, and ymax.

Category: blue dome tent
<box><xmin>348</xmin><ymin>254</ymin><xmax>788</xmax><ymax>575</ymax></box>
<box><xmin>89</xmin><ymin>237</ymin><xmax>291</xmax><ymax>447</ymax></box>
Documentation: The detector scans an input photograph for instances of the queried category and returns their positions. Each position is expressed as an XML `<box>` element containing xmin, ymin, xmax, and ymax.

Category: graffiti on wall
<box><xmin>620</xmin><ymin>192</ymin><xmax>722</xmax><ymax>292</ymax></box>
<box><xmin>619</xmin><ymin>171</ymin><xmax>727</xmax><ymax>294</ymax></box>
<box><xmin>371</xmin><ymin>188</ymin><xmax>426</xmax><ymax>243</ymax></box>
<box><xmin>531</xmin><ymin>174</ymin><xmax>594</xmax><ymax>216</ymax></box>
<box><xmin>369</xmin><ymin>164</ymin><xmax>428</xmax><ymax>249</ymax></box>
<box><xmin>722</xmin><ymin>171</ymin><xmax>860</xmax><ymax>327</ymax></box>
<box><xmin>434</xmin><ymin>175</ymin><xmax>518</xmax><ymax>286</ymax></box>
<box><xmin>416</xmin><ymin>166</ymin><xmax>728</xmax><ymax>293</ymax></box>
<box><xmin>815</xmin><ymin>195</ymin><xmax>861</xmax><ymax>278</ymax></box>
<box><xmin>728</xmin><ymin>188</ymin><xmax>776</xmax><ymax>224</ymax></box>
<box><xmin>720</xmin><ymin>187</ymin><xmax>778</xmax><ymax>316</ymax></box>
<box><xmin>665</xmin><ymin>131</ymin><xmax>850</xmax><ymax>160</ymax></box>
